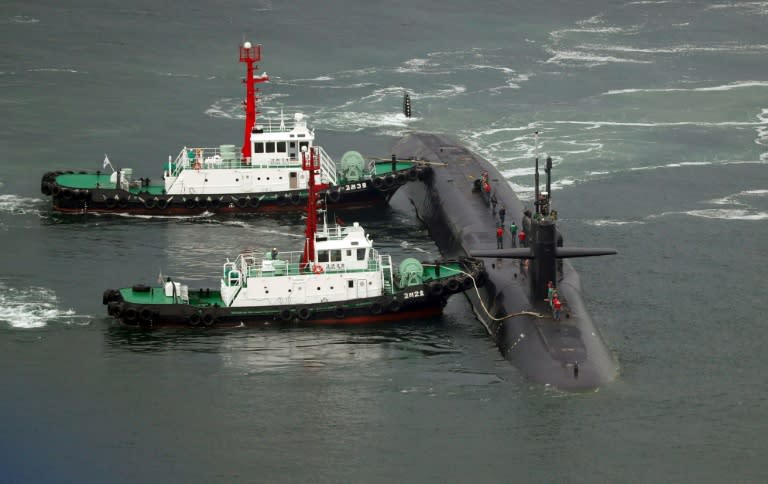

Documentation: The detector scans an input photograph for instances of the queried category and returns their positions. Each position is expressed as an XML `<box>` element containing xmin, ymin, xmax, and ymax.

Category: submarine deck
<box><xmin>393</xmin><ymin>132</ymin><xmax>618</xmax><ymax>391</ymax></box>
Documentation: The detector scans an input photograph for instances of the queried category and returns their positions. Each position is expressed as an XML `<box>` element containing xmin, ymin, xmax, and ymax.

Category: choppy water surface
<box><xmin>1</xmin><ymin>1</ymin><xmax>766</xmax><ymax>482</ymax></box>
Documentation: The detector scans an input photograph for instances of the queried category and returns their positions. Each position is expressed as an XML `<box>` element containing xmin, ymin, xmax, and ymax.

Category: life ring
<box><xmin>388</xmin><ymin>299</ymin><xmax>402</xmax><ymax>313</ymax></box>
<box><xmin>407</xmin><ymin>168</ymin><xmax>419</xmax><ymax>181</ymax></box>
<box><xmin>429</xmin><ymin>282</ymin><xmax>444</xmax><ymax>297</ymax></box>
<box><xmin>143</xmin><ymin>197</ymin><xmax>157</xmax><ymax>209</ymax></box>
<box><xmin>372</xmin><ymin>176</ymin><xmax>385</xmax><ymax>190</ymax></box>
<box><xmin>139</xmin><ymin>308</ymin><xmax>153</xmax><ymax>322</ymax></box>
<box><xmin>279</xmin><ymin>308</ymin><xmax>293</xmax><ymax>322</ymax></box>
<box><xmin>297</xmin><ymin>307</ymin><xmax>312</xmax><ymax>320</ymax></box>
<box><xmin>105</xmin><ymin>197</ymin><xmax>117</xmax><ymax>209</ymax></box>
<box><xmin>202</xmin><ymin>312</ymin><xmax>216</xmax><ymax>327</ymax></box>
<box><xmin>102</xmin><ymin>289</ymin><xmax>120</xmax><ymax>304</ymax></box>
<box><xmin>289</xmin><ymin>192</ymin><xmax>302</xmax><ymax>205</ymax></box>
<box><xmin>327</xmin><ymin>189</ymin><xmax>341</xmax><ymax>203</ymax></box>
<box><xmin>313</xmin><ymin>264</ymin><xmax>324</xmax><ymax>275</ymax></box>
<box><xmin>123</xmin><ymin>307</ymin><xmax>138</xmax><ymax>322</ymax></box>
<box><xmin>157</xmin><ymin>198</ymin><xmax>169</xmax><ymax>209</ymax></box>
<box><xmin>107</xmin><ymin>302</ymin><xmax>121</xmax><ymax>317</ymax></box>
<box><xmin>396</xmin><ymin>172</ymin><xmax>407</xmax><ymax>184</ymax></box>
<box><xmin>333</xmin><ymin>307</ymin><xmax>346</xmax><ymax>319</ymax></box>
<box><xmin>236</xmin><ymin>197</ymin><xmax>248</xmax><ymax>208</ymax></box>
<box><xmin>447</xmin><ymin>279</ymin><xmax>460</xmax><ymax>292</ymax></box>
<box><xmin>188</xmin><ymin>313</ymin><xmax>202</xmax><ymax>326</ymax></box>
<box><xmin>461</xmin><ymin>277</ymin><xmax>473</xmax><ymax>291</ymax></box>
<box><xmin>369</xmin><ymin>303</ymin><xmax>383</xmax><ymax>315</ymax></box>
<box><xmin>248</xmin><ymin>197</ymin><xmax>260</xmax><ymax>208</ymax></box>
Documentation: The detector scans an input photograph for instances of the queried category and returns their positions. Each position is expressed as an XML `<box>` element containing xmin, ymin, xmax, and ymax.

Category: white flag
<box><xmin>103</xmin><ymin>154</ymin><xmax>114</xmax><ymax>172</ymax></box>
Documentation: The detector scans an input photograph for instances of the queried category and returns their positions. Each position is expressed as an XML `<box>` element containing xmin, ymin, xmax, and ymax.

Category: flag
<box><xmin>103</xmin><ymin>154</ymin><xmax>114</xmax><ymax>172</ymax></box>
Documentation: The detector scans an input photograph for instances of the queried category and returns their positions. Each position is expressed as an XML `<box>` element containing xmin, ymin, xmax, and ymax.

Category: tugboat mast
<box><xmin>239</xmin><ymin>41</ymin><xmax>269</xmax><ymax>163</ymax></box>
<box><xmin>300</xmin><ymin>147</ymin><xmax>328</xmax><ymax>272</ymax></box>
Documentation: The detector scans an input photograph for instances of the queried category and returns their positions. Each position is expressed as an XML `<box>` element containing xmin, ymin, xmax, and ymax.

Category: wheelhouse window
<box><xmin>357</xmin><ymin>249</ymin><xmax>366</xmax><ymax>260</ymax></box>
<box><xmin>254</xmin><ymin>142</ymin><xmax>264</xmax><ymax>153</ymax></box>
<box><xmin>318</xmin><ymin>250</ymin><xmax>329</xmax><ymax>262</ymax></box>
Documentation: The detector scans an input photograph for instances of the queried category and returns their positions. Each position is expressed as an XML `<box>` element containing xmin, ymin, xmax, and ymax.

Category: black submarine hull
<box><xmin>393</xmin><ymin>133</ymin><xmax>618</xmax><ymax>391</ymax></box>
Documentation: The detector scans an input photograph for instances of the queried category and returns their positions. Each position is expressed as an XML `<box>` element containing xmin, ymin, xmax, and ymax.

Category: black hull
<box><xmin>102</xmin><ymin>262</ymin><xmax>485</xmax><ymax>329</ymax></box>
<box><xmin>41</xmin><ymin>167</ymin><xmax>431</xmax><ymax>216</ymax></box>
<box><xmin>393</xmin><ymin>133</ymin><xmax>617</xmax><ymax>391</ymax></box>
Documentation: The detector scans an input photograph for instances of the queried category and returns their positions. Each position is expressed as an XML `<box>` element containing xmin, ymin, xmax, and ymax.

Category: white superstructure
<box><xmin>162</xmin><ymin>113</ymin><xmax>337</xmax><ymax>195</ymax></box>
<box><xmin>219</xmin><ymin>215</ymin><xmax>394</xmax><ymax>307</ymax></box>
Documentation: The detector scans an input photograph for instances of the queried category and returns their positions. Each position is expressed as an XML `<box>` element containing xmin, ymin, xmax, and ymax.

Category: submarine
<box><xmin>392</xmin><ymin>132</ymin><xmax>618</xmax><ymax>391</ymax></box>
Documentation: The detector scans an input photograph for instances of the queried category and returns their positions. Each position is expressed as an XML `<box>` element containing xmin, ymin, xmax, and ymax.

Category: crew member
<box><xmin>271</xmin><ymin>247</ymin><xmax>278</xmax><ymax>260</ymax></box>
<box><xmin>499</xmin><ymin>205</ymin><xmax>506</xmax><ymax>224</ymax></box>
<box><xmin>552</xmin><ymin>294</ymin><xmax>562</xmax><ymax>321</ymax></box>
<box><xmin>518</xmin><ymin>230</ymin><xmax>526</xmax><ymax>247</ymax></box>
<box><xmin>509</xmin><ymin>221</ymin><xmax>518</xmax><ymax>246</ymax></box>
<box><xmin>496</xmin><ymin>225</ymin><xmax>504</xmax><ymax>249</ymax></box>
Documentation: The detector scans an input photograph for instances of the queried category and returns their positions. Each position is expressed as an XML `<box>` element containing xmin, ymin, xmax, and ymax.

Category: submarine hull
<box><xmin>393</xmin><ymin>133</ymin><xmax>617</xmax><ymax>391</ymax></box>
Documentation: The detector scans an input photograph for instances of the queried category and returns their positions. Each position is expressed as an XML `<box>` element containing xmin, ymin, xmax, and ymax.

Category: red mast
<box><xmin>301</xmin><ymin>147</ymin><xmax>321</xmax><ymax>272</ymax></box>
<box><xmin>239</xmin><ymin>41</ymin><xmax>269</xmax><ymax>163</ymax></box>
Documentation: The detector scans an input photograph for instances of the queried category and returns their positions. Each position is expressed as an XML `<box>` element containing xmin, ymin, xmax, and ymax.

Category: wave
<box><xmin>545</xmin><ymin>49</ymin><xmax>652</xmax><ymax>66</ymax></box>
<box><xmin>707</xmin><ymin>189</ymin><xmax>768</xmax><ymax>205</ymax></box>
<box><xmin>705</xmin><ymin>2</ymin><xmax>768</xmax><ymax>15</ymax></box>
<box><xmin>0</xmin><ymin>194</ymin><xmax>44</xmax><ymax>216</ymax></box>
<box><xmin>27</xmin><ymin>68</ymin><xmax>80</xmax><ymax>74</ymax></box>
<box><xmin>603</xmin><ymin>81</ymin><xmax>768</xmax><ymax>95</ymax></box>
<box><xmin>8</xmin><ymin>15</ymin><xmax>39</xmax><ymax>24</ymax></box>
<box><xmin>0</xmin><ymin>281</ymin><xmax>87</xmax><ymax>329</ymax></box>
<box><xmin>684</xmin><ymin>208</ymin><xmax>768</xmax><ymax>220</ymax></box>
<box><xmin>585</xmin><ymin>219</ymin><xmax>646</xmax><ymax>226</ymax></box>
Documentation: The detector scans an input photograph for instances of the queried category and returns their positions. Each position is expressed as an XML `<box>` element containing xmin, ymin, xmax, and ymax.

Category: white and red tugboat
<box><xmin>42</xmin><ymin>41</ymin><xmax>429</xmax><ymax>216</ymax></box>
<box><xmin>102</xmin><ymin>147</ymin><xmax>485</xmax><ymax>328</ymax></box>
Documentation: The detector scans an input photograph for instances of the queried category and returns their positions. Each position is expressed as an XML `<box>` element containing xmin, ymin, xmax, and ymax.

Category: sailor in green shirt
<box><xmin>509</xmin><ymin>221</ymin><xmax>518</xmax><ymax>247</ymax></box>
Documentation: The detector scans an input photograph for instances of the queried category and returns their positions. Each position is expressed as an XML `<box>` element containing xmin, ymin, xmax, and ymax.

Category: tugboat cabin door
<box><xmin>356</xmin><ymin>279</ymin><xmax>367</xmax><ymax>298</ymax></box>
<box><xmin>289</xmin><ymin>172</ymin><xmax>298</xmax><ymax>189</ymax></box>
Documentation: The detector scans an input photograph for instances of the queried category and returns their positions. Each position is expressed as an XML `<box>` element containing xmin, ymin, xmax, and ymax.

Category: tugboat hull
<box><xmin>103</xmin><ymin>258</ymin><xmax>485</xmax><ymax>329</ymax></box>
<box><xmin>41</xmin><ymin>166</ymin><xmax>430</xmax><ymax>216</ymax></box>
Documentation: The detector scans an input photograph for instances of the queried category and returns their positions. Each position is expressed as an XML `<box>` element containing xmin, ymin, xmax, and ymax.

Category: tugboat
<box><xmin>102</xmin><ymin>147</ymin><xmax>485</xmax><ymax>328</ymax></box>
<box><xmin>41</xmin><ymin>41</ymin><xmax>428</xmax><ymax>216</ymax></box>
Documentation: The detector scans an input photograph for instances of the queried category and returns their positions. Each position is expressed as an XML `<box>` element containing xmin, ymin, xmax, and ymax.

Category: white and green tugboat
<box><xmin>103</xmin><ymin>147</ymin><xmax>485</xmax><ymax>328</ymax></box>
<box><xmin>41</xmin><ymin>41</ymin><xmax>429</xmax><ymax>216</ymax></box>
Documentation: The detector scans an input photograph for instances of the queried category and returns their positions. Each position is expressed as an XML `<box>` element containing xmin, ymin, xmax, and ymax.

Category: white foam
<box><xmin>706</xmin><ymin>2</ymin><xmax>768</xmax><ymax>15</ymax></box>
<box><xmin>9</xmin><ymin>15</ymin><xmax>40</xmax><ymax>24</ymax></box>
<box><xmin>603</xmin><ymin>81</ymin><xmax>768</xmax><ymax>95</ymax></box>
<box><xmin>0</xmin><ymin>194</ymin><xmax>43</xmax><ymax>216</ymax></box>
<box><xmin>685</xmin><ymin>208</ymin><xmax>768</xmax><ymax>220</ymax></box>
<box><xmin>0</xmin><ymin>282</ymin><xmax>86</xmax><ymax>329</ymax></box>
<box><xmin>586</xmin><ymin>219</ymin><xmax>646</xmax><ymax>226</ymax></box>
<box><xmin>28</xmin><ymin>68</ymin><xmax>80</xmax><ymax>74</ymax></box>
<box><xmin>545</xmin><ymin>50</ymin><xmax>652</xmax><ymax>66</ymax></box>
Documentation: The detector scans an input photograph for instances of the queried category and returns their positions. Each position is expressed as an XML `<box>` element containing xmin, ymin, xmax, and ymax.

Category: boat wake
<box><xmin>0</xmin><ymin>280</ymin><xmax>89</xmax><ymax>329</ymax></box>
